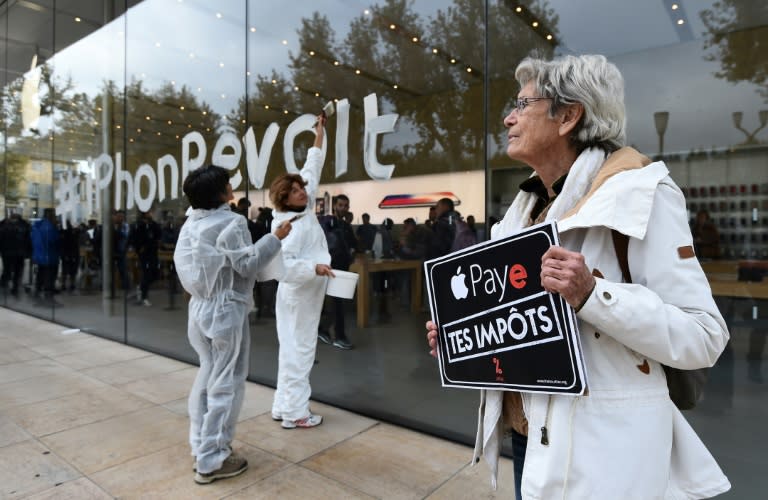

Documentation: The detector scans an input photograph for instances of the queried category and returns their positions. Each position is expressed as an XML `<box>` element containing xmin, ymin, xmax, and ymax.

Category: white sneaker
<box><xmin>142</xmin><ymin>299</ymin><xmax>152</xmax><ymax>307</ymax></box>
<box><xmin>271</xmin><ymin>412</ymin><xmax>282</xmax><ymax>421</ymax></box>
<box><xmin>281</xmin><ymin>413</ymin><xmax>323</xmax><ymax>429</ymax></box>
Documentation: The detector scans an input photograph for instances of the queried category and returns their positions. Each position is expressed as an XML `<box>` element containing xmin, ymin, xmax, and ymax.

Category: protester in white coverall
<box><xmin>427</xmin><ymin>55</ymin><xmax>730</xmax><ymax>499</ymax></box>
<box><xmin>175</xmin><ymin>164</ymin><xmax>291</xmax><ymax>484</ymax></box>
<box><xmin>269</xmin><ymin>114</ymin><xmax>334</xmax><ymax>429</ymax></box>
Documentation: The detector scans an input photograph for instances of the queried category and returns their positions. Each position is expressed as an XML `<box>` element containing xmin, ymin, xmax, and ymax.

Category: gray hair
<box><xmin>515</xmin><ymin>54</ymin><xmax>626</xmax><ymax>152</ymax></box>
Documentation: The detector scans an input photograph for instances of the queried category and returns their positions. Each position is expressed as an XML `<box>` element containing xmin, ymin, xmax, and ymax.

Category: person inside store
<box><xmin>30</xmin><ymin>208</ymin><xmax>60</xmax><ymax>306</ymax></box>
<box><xmin>428</xmin><ymin>198</ymin><xmax>461</xmax><ymax>257</ymax></box>
<box><xmin>0</xmin><ymin>212</ymin><xmax>32</xmax><ymax>298</ymax></box>
<box><xmin>131</xmin><ymin>209</ymin><xmax>162</xmax><ymax>306</ymax></box>
<box><xmin>319</xmin><ymin>193</ymin><xmax>357</xmax><ymax>349</ymax></box>
<box><xmin>691</xmin><ymin>208</ymin><xmax>720</xmax><ymax>259</ymax></box>
<box><xmin>355</xmin><ymin>212</ymin><xmax>377</xmax><ymax>253</ymax></box>
<box><xmin>174</xmin><ymin>163</ymin><xmax>292</xmax><ymax>485</ymax></box>
<box><xmin>269</xmin><ymin>113</ymin><xmax>334</xmax><ymax>429</ymax></box>
<box><xmin>425</xmin><ymin>54</ymin><xmax>731</xmax><ymax>499</ymax></box>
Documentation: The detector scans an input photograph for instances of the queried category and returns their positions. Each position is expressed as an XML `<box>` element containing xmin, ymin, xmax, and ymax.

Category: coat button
<box><xmin>594</xmin><ymin>332</ymin><xmax>601</xmax><ymax>339</ymax></box>
<box><xmin>602</xmin><ymin>291</ymin><xmax>612</xmax><ymax>300</ymax></box>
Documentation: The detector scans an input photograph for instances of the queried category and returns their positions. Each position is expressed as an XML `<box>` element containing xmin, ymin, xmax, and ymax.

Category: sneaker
<box><xmin>194</xmin><ymin>452</ymin><xmax>248</xmax><ymax>484</ymax></box>
<box><xmin>332</xmin><ymin>338</ymin><xmax>353</xmax><ymax>350</ymax></box>
<box><xmin>142</xmin><ymin>299</ymin><xmax>152</xmax><ymax>307</ymax></box>
<box><xmin>318</xmin><ymin>330</ymin><xmax>332</xmax><ymax>345</ymax></box>
<box><xmin>271</xmin><ymin>412</ymin><xmax>282</xmax><ymax>421</ymax></box>
<box><xmin>281</xmin><ymin>413</ymin><xmax>323</xmax><ymax>429</ymax></box>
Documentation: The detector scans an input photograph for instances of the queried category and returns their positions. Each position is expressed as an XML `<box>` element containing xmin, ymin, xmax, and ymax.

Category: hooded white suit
<box><xmin>271</xmin><ymin>147</ymin><xmax>331</xmax><ymax>421</ymax></box>
<box><xmin>174</xmin><ymin>204</ymin><xmax>281</xmax><ymax>474</ymax></box>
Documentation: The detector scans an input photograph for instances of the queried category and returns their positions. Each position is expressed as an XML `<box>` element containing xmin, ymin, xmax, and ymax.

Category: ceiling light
<box><xmin>250</xmin><ymin>27</ymin><xmax>256</xmax><ymax>32</ymax></box>
<box><xmin>74</xmin><ymin>17</ymin><xmax>81</xmax><ymax>22</ymax></box>
<box><xmin>180</xmin><ymin>106</ymin><xmax>185</xmax><ymax>110</ymax></box>
<box><xmin>202</xmin><ymin>111</ymin><xmax>207</xmax><ymax>115</ymax></box>
<box><xmin>284</xmin><ymin>110</ymin><xmax>289</xmax><ymax>114</ymax></box>
<box><xmin>116</xmin><ymin>124</ymin><xmax>121</xmax><ymax>129</ymax></box>
<box><xmin>515</xmin><ymin>7</ymin><xmax>522</xmax><ymax>13</ymax></box>
<box><xmin>189</xmin><ymin>52</ymin><xmax>195</xmax><ymax>58</ymax></box>
<box><xmin>315</xmin><ymin>92</ymin><xmax>320</xmax><ymax>96</ymax></box>
<box><xmin>282</xmin><ymin>40</ymin><xmax>288</xmax><ymax>45</ymax></box>
<box><xmin>264</xmin><ymin>105</ymin><xmax>269</xmax><ymax>109</ymax></box>
<box><xmin>216</xmin><ymin>13</ymin><xmax>222</xmax><ymax>18</ymax></box>
<box><xmin>219</xmin><ymin>62</ymin><xmax>224</xmax><ymax>67</ymax></box>
<box><xmin>671</xmin><ymin>4</ymin><xmax>679</xmax><ymax>10</ymax></box>
<box><xmin>432</xmin><ymin>48</ymin><xmax>438</xmax><ymax>54</ymax></box>
<box><xmin>355</xmin><ymin>69</ymin><xmax>361</xmax><ymax>74</ymax></box>
<box><xmin>546</xmin><ymin>34</ymin><xmax>553</xmax><ymax>40</ymax></box>
<box><xmin>389</xmin><ymin>24</ymin><xmax>396</xmax><ymax>30</ymax></box>
<box><xmin>450</xmin><ymin>58</ymin><xmax>456</xmax><ymax>64</ymax></box>
<box><xmin>466</xmin><ymin>67</ymin><xmax>472</xmax><ymax>73</ymax></box>
<box><xmin>532</xmin><ymin>21</ymin><xmax>538</xmax><ymax>28</ymax></box>
<box><xmin>412</xmin><ymin>37</ymin><xmax>418</xmax><ymax>42</ymax></box>
<box><xmin>145</xmin><ymin>116</ymin><xmax>150</xmax><ymax>120</ymax></box>
<box><xmin>364</xmin><ymin>9</ymin><xmax>370</xmax><ymax>15</ymax></box>
<box><xmin>155</xmin><ymin>42</ymin><xmax>161</xmax><ymax>47</ymax></box>
<box><xmin>272</xmin><ymin>79</ymin><xmax>277</xmax><ymax>84</ymax></box>
<box><xmin>393</xmin><ymin>84</ymin><xmax>398</xmax><ymax>89</ymax></box>
<box><xmin>309</xmin><ymin>50</ymin><xmax>315</xmax><ymax>56</ymax></box>
<box><xmin>334</xmin><ymin>61</ymin><xmax>340</xmax><ymax>66</ymax></box>
<box><xmin>157</xmin><ymin>132</ymin><xmax>161</xmax><ymax>136</ymax></box>
<box><xmin>677</xmin><ymin>19</ymin><xmax>684</xmax><ymax>25</ymax></box>
<box><xmin>167</xmin><ymin>120</ymin><xmax>172</xmax><ymax>125</ymax></box>
<box><xmin>294</xmin><ymin>86</ymin><xmax>299</xmax><ymax>91</ymax></box>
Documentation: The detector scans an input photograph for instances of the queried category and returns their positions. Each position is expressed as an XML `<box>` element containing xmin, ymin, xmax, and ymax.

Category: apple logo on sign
<box><xmin>451</xmin><ymin>266</ymin><xmax>469</xmax><ymax>300</ymax></box>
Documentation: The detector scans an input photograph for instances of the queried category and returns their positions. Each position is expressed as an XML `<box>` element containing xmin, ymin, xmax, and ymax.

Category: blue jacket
<box><xmin>31</xmin><ymin>218</ymin><xmax>60</xmax><ymax>266</ymax></box>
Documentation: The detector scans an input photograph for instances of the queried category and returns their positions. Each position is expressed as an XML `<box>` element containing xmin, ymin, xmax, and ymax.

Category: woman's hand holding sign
<box><xmin>426</xmin><ymin>321</ymin><xmax>438</xmax><ymax>358</ymax></box>
<box><xmin>540</xmin><ymin>245</ymin><xmax>596</xmax><ymax>311</ymax></box>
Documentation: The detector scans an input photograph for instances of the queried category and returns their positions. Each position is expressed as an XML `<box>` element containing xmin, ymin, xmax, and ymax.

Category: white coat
<box><xmin>174</xmin><ymin>204</ymin><xmax>281</xmax><ymax>474</ymax></box>
<box><xmin>271</xmin><ymin>147</ymin><xmax>331</xmax><ymax>421</ymax></box>
<box><xmin>475</xmin><ymin>148</ymin><xmax>730</xmax><ymax>499</ymax></box>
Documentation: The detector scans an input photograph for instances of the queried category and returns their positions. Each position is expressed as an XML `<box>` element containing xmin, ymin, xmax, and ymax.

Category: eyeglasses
<box><xmin>512</xmin><ymin>96</ymin><xmax>553</xmax><ymax>113</ymax></box>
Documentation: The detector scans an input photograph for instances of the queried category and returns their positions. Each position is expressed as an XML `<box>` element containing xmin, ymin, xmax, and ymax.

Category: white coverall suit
<box><xmin>271</xmin><ymin>147</ymin><xmax>331</xmax><ymax>421</ymax></box>
<box><xmin>174</xmin><ymin>204</ymin><xmax>281</xmax><ymax>474</ymax></box>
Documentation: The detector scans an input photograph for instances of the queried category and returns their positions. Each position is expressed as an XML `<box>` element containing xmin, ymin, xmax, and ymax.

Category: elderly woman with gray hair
<box><xmin>427</xmin><ymin>54</ymin><xmax>730</xmax><ymax>499</ymax></box>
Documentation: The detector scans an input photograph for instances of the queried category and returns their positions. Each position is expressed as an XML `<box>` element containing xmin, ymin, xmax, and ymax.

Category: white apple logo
<box><xmin>451</xmin><ymin>266</ymin><xmax>469</xmax><ymax>300</ymax></box>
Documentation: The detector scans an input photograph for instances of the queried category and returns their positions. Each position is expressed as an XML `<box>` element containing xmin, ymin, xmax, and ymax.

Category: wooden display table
<box><xmin>348</xmin><ymin>256</ymin><xmax>423</xmax><ymax>328</ymax></box>
<box><xmin>702</xmin><ymin>260</ymin><xmax>768</xmax><ymax>300</ymax></box>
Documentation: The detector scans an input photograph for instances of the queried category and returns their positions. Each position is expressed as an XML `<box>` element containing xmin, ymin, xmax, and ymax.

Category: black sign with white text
<box><xmin>425</xmin><ymin>221</ymin><xmax>586</xmax><ymax>394</ymax></box>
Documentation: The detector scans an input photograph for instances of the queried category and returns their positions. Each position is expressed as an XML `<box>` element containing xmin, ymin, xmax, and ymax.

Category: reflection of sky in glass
<box><xmin>40</xmin><ymin>0</ymin><xmax>768</xmax><ymax>156</ymax></box>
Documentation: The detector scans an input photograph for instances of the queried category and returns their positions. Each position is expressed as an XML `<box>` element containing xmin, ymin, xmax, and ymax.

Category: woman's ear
<box><xmin>558</xmin><ymin>103</ymin><xmax>584</xmax><ymax>138</ymax></box>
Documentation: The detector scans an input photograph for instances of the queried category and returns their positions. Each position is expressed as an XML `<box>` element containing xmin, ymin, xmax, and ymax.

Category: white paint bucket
<box><xmin>326</xmin><ymin>270</ymin><xmax>359</xmax><ymax>299</ymax></box>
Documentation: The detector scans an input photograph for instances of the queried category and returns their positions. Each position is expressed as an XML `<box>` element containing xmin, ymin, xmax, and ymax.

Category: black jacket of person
<box><xmin>320</xmin><ymin>214</ymin><xmax>357</xmax><ymax>270</ymax></box>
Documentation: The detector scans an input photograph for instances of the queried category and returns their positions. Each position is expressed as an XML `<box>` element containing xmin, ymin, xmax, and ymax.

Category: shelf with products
<box><xmin>683</xmin><ymin>183</ymin><xmax>768</xmax><ymax>260</ymax></box>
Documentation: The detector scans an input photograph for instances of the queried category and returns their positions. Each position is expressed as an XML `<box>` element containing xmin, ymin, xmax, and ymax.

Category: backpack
<box><xmin>611</xmin><ymin>230</ymin><xmax>708</xmax><ymax>411</ymax></box>
<box><xmin>450</xmin><ymin>217</ymin><xmax>477</xmax><ymax>252</ymax></box>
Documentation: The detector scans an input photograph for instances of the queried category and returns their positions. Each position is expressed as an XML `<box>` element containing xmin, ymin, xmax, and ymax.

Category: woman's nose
<box><xmin>503</xmin><ymin>110</ymin><xmax>517</xmax><ymax>127</ymax></box>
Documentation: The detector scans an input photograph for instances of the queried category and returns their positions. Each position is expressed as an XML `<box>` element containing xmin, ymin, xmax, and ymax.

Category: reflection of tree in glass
<box><xmin>701</xmin><ymin>0</ymin><xmax>768</xmax><ymax>100</ymax></box>
<box><xmin>234</xmin><ymin>0</ymin><xmax>558</xmax><ymax>184</ymax></box>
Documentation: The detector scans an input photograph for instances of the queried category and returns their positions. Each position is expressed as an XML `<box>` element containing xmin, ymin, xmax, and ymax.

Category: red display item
<box><xmin>740</xmin><ymin>185</ymin><xmax>747</xmax><ymax>194</ymax></box>
<box><xmin>730</xmin><ymin>185</ymin><xmax>737</xmax><ymax>194</ymax></box>
<box><xmin>709</xmin><ymin>186</ymin><xmax>717</xmax><ymax>197</ymax></box>
<box><xmin>752</xmin><ymin>184</ymin><xmax>759</xmax><ymax>194</ymax></box>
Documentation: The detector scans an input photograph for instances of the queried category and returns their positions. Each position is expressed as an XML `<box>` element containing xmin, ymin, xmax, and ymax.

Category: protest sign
<box><xmin>425</xmin><ymin>221</ymin><xmax>586</xmax><ymax>394</ymax></box>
